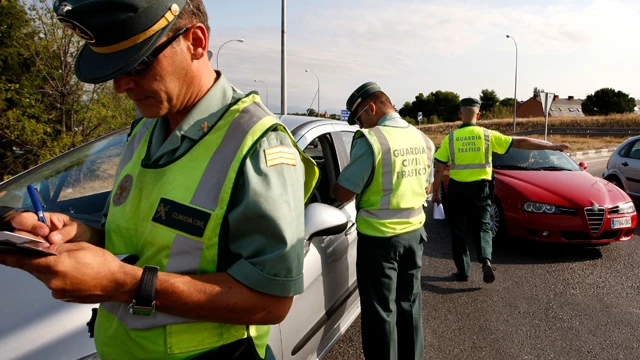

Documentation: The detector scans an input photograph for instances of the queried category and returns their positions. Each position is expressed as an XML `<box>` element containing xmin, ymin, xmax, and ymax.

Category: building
<box><xmin>517</xmin><ymin>95</ymin><xmax>585</xmax><ymax>118</ymax></box>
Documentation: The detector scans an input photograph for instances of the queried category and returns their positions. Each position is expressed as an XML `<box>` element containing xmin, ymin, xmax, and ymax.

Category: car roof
<box><xmin>279</xmin><ymin>114</ymin><xmax>349</xmax><ymax>132</ymax></box>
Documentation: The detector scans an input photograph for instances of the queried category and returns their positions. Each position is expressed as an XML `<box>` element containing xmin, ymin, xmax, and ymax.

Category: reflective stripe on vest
<box><xmin>356</xmin><ymin>126</ymin><xmax>433</xmax><ymax>236</ymax></box>
<box><xmin>112</xmin><ymin>119</ymin><xmax>155</xmax><ymax>188</ymax></box>
<box><xmin>448</xmin><ymin>128</ymin><xmax>491</xmax><ymax>170</ymax></box>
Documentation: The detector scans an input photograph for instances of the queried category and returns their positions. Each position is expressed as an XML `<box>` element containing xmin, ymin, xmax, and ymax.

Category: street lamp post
<box><xmin>304</xmin><ymin>69</ymin><xmax>320</xmax><ymax>116</ymax></box>
<box><xmin>281</xmin><ymin>0</ymin><xmax>287</xmax><ymax>115</ymax></box>
<box><xmin>254</xmin><ymin>79</ymin><xmax>269</xmax><ymax>110</ymax></box>
<box><xmin>216</xmin><ymin>39</ymin><xmax>244</xmax><ymax>69</ymax></box>
<box><xmin>506</xmin><ymin>34</ymin><xmax>518</xmax><ymax>133</ymax></box>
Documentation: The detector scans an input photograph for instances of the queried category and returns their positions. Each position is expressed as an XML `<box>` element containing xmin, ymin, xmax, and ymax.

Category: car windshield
<box><xmin>493</xmin><ymin>148</ymin><xmax>581</xmax><ymax>171</ymax></box>
<box><xmin>0</xmin><ymin>130</ymin><xmax>128</xmax><ymax>227</ymax></box>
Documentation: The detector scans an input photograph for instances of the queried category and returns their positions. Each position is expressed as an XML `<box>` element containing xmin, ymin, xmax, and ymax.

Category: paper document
<box><xmin>433</xmin><ymin>203</ymin><xmax>445</xmax><ymax>220</ymax></box>
<box><xmin>0</xmin><ymin>231</ymin><xmax>57</xmax><ymax>256</ymax></box>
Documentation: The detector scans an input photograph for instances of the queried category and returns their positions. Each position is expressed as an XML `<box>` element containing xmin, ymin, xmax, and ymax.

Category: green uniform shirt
<box><xmin>434</xmin><ymin>123</ymin><xmax>513</xmax><ymax>182</ymax></box>
<box><xmin>105</xmin><ymin>72</ymin><xmax>305</xmax><ymax>296</ymax></box>
<box><xmin>337</xmin><ymin>113</ymin><xmax>434</xmax><ymax>194</ymax></box>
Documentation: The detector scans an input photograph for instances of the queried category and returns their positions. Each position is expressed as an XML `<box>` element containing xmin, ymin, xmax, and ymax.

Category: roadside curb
<box><xmin>568</xmin><ymin>148</ymin><xmax>616</xmax><ymax>159</ymax></box>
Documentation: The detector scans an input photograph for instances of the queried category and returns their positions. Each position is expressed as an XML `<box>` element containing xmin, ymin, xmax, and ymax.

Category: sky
<box><xmin>204</xmin><ymin>0</ymin><xmax>640</xmax><ymax>114</ymax></box>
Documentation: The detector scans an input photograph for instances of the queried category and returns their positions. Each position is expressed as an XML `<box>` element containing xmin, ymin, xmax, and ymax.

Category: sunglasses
<box><xmin>353</xmin><ymin>103</ymin><xmax>370</xmax><ymax>125</ymax></box>
<box><xmin>125</xmin><ymin>26</ymin><xmax>191</xmax><ymax>76</ymax></box>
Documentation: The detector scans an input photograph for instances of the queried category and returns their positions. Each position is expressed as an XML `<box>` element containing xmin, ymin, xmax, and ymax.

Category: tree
<box><xmin>479</xmin><ymin>89</ymin><xmax>500</xmax><ymax>115</ymax></box>
<box><xmin>399</xmin><ymin>91</ymin><xmax>460</xmax><ymax>123</ymax></box>
<box><xmin>425</xmin><ymin>91</ymin><xmax>460</xmax><ymax>122</ymax></box>
<box><xmin>499</xmin><ymin>98</ymin><xmax>515</xmax><ymax>108</ymax></box>
<box><xmin>398</xmin><ymin>101</ymin><xmax>414</xmax><ymax>119</ymax></box>
<box><xmin>582</xmin><ymin>88</ymin><xmax>636</xmax><ymax>116</ymax></box>
<box><xmin>0</xmin><ymin>0</ymin><xmax>134</xmax><ymax>178</ymax></box>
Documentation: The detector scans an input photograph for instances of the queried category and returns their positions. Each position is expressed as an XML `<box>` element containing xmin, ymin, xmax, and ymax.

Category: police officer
<box><xmin>334</xmin><ymin>82</ymin><xmax>435</xmax><ymax>360</ymax></box>
<box><xmin>0</xmin><ymin>1</ymin><xmax>318</xmax><ymax>359</ymax></box>
<box><xmin>431</xmin><ymin>98</ymin><xmax>569</xmax><ymax>283</ymax></box>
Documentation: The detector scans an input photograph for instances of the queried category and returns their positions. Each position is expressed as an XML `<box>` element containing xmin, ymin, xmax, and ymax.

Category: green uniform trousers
<box><xmin>446</xmin><ymin>178</ymin><xmax>493</xmax><ymax>277</ymax></box>
<box><xmin>356</xmin><ymin>228</ymin><xmax>425</xmax><ymax>360</ymax></box>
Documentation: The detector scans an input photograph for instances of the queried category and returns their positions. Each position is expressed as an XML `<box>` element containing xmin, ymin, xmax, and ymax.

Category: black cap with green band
<box><xmin>345</xmin><ymin>82</ymin><xmax>382</xmax><ymax>125</ymax></box>
<box><xmin>53</xmin><ymin>0</ymin><xmax>186</xmax><ymax>84</ymax></box>
<box><xmin>460</xmin><ymin>97</ymin><xmax>481</xmax><ymax>108</ymax></box>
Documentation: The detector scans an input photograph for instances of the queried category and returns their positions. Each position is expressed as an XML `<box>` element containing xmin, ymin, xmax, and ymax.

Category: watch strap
<box><xmin>129</xmin><ymin>265</ymin><xmax>159</xmax><ymax>316</ymax></box>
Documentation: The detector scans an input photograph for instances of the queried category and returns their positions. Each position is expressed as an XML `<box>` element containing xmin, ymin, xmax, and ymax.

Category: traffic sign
<box><xmin>341</xmin><ymin>109</ymin><xmax>350</xmax><ymax>122</ymax></box>
<box><xmin>540</xmin><ymin>92</ymin><xmax>555</xmax><ymax>115</ymax></box>
<box><xmin>539</xmin><ymin>92</ymin><xmax>555</xmax><ymax>141</ymax></box>
<box><xmin>417</xmin><ymin>112</ymin><xmax>423</xmax><ymax>124</ymax></box>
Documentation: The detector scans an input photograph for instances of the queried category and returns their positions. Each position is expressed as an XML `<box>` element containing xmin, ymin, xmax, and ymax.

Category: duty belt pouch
<box><xmin>190</xmin><ymin>326</ymin><xmax>266</xmax><ymax>360</ymax></box>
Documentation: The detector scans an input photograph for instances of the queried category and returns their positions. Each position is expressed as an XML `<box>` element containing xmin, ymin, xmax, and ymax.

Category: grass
<box><xmin>418</xmin><ymin>114</ymin><xmax>640</xmax><ymax>152</ymax></box>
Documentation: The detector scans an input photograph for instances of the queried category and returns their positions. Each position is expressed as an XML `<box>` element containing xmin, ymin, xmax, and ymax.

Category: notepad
<box><xmin>433</xmin><ymin>203</ymin><xmax>445</xmax><ymax>220</ymax></box>
<box><xmin>0</xmin><ymin>231</ymin><xmax>57</xmax><ymax>256</ymax></box>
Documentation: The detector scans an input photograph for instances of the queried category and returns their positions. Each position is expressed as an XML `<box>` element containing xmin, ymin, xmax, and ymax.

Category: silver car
<box><xmin>603</xmin><ymin>135</ymin><xmax>640</xmax><ymax>202</ymax></box>
<box><xmin>0</xmin><ymin>115</ymin><xmax>360</xmax><ymax>360</ymax></box>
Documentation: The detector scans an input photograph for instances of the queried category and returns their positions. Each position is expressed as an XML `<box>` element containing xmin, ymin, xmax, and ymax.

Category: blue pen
<box><xmin>27</xmin><ymin>184</ymin><xmax>49</xmax><ymax>226</ymax></box>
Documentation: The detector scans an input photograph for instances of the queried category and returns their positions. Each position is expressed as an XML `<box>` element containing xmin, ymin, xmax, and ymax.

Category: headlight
<box><xmin>523</xmin><ymin>202</ymin><xmax>560</xmax><ymax>214</ymax></box>
<box><xmin>618</xmin><ymin>201</ymin><xmax>636</xmax><ymax>214</ymax></box>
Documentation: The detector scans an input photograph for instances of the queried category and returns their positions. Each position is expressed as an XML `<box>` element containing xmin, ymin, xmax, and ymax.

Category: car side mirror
<box><xmin>578</xmin><ymin>161</ymin><xmax>588</xmax><ymax>170</ymax></box>
<box><xmin>304</xmin><ymin>203</ymin><xmax>349</xmax><ymax>240</ymax></box>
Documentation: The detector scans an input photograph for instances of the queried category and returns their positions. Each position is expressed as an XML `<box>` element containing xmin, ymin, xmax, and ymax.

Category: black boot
<box><xmin>482</xmin><ymin>259</ymin><xmax>495</xmax><ymax>284</ymax></box>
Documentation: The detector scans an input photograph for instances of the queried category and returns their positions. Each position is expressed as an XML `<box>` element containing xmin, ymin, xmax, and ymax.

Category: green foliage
<box><xmin>499</xmin><ymin>98</ymin><xmax>515</xmax><ymax>108</ymax></box>
<box><xmin>0</xmin><ymin>0</ymin><xmax>134</xmax><ymax>178</ymax></box>
<box><xmin>582</xmin><ymin>88</ymin><xmax>636</xmax><ymax>116</ymax></box>
<box><xmin>479</xmin><ymin>89</ymin><xmax>500</xmax><ymax>116</ymax></box>
<box><xmin>403</xmin><ymin>116</ymin><xmax>417</xmax><ymax>125</ymax></box>
<box><xmin>399</xmin><ymin>91</ymin><xmax>460</xmax><ymax>123</ymax></box>
<box><xmin>480</xmin><ymin>105</ymin><xmax>511</xmax><ymax>120</ymax></box>
<box><xmin>427</xmin><ymin>115</ymin><xmax>441</xmax><ymax>124</ymax></box>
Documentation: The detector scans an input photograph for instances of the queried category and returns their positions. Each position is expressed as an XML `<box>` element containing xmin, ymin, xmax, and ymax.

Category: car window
<box><xmin>340</xmin><ymin>131</ymin><xmax>355</xmax><ymax>155</ymax></box>
<box><xmin>303</xmin><ymin>134</ymin><xmax>339</xmax><ymax>206</ymax></box>
<box><xmin>626</xmin><ymin>141</ymin><xmax>640</xmax><ymax>160</ymax></box>
<box><xmin>0</xmin><ymin>130</ymin><xmax>127</xmax><ymax>227</ymax></box>
<box><xmin>494</xmin><ymin>149</ymin><xmax>581</xmax><ymax>171</ymax></box>
<box><xmin>618</xmin><ymin>142</ymin><xmax>632</xmax><ymax>157</ymax></box>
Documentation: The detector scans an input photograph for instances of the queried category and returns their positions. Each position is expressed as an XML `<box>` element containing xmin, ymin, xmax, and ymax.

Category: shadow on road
<box><xmin>420</xmin><ymin>274</ymin><xmax>483</xmax><ymax>295</ymax></box>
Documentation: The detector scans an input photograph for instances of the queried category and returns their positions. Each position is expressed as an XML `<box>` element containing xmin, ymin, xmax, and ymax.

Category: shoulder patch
<box><xmin>264</xmin><ymin>146</ymin><xmax>297</xmax><ymax>167</ymax></box>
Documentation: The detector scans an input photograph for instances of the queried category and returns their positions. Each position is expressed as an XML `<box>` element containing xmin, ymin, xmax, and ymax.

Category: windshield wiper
<box><xmin>494</xmin><ymin>164</ymin><xmax>530</xmax><ymax>170</ymax></box>
<box><xmin>531</xmin><ymin>166</ymin><xmax>570</xmax><ymax>171</ymax></box>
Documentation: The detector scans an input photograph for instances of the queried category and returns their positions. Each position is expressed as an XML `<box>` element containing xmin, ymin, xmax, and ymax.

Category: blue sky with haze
<box><xmin>205</xmin><ymin>0</ymin><xmax>640</xmax><ymax>114</ymax></box>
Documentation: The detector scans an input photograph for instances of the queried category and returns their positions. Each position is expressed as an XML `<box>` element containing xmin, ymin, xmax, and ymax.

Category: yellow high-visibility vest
<box><xmin>97</xmin><ymin>94</ymin><xmax>318</xmax><ymax>359</ymax></box>
<box><xmin>356</xmin><ymin>125</ymin><xmax>434</xmax><ymax>237</ymax></box>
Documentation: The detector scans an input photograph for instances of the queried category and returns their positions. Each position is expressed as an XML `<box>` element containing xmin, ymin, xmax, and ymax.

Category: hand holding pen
<box><xmin>27</xmin><ymin>184</ymin><xmax>49</xmax><ymax>227</ymax></box>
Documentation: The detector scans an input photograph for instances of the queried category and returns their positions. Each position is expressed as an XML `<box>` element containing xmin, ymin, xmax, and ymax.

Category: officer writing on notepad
<box><xmin>0</xmin><ymin>0</ymin><xmax>318</xmax><ymax>358</ymax></box>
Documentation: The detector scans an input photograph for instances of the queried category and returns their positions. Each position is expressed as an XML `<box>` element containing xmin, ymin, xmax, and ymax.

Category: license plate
<box><xmin>611</xmin><ymin>217</ymin><xmax>632</xmax><ymax>229</ymax></box>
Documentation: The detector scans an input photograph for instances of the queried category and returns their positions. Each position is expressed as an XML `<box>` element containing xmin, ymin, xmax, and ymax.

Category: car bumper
<box><xmin>505</xmin><ymin>212</ymin><xmax>638</xmax><ymax>244</ymax></box>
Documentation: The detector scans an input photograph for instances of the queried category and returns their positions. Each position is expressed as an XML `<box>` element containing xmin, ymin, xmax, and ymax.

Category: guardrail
<box><xmin>514</xmin><ymin>127</ymin><xmax>640</xmax><ymax>137</ymax></box>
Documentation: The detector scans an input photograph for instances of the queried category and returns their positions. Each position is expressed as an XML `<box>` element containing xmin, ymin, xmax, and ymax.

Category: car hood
<box><xmin>496</xmin><ymin>169</ymin><xmax>632</xmax><ymax>207</ymax></box>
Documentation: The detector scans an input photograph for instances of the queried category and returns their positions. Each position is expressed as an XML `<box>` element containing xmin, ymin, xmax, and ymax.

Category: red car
<box><xmin>441</xmin><ymin>148</ymin><xmax>638</xmax><ymax>244</ymax></box>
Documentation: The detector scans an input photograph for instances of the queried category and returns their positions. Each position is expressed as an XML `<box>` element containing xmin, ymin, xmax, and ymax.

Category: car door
<box><xmin>0</xmin><ymin>130</ymin><xmax>127</xmax><ymax>360</ymax></box>
<box><xmin>274</xmin><ymin>123</ymin><xmax>359</xmax><ymax>360</ymax></box>
<box><xmin>622</xmin><ymin>139</ymin><xmax>640</xmax><ymax>200</ymax></box>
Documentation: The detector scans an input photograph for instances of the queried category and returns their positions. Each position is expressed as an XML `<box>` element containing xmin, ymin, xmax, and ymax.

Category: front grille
<box><xmin>584</xmin><ymin>206</ymin><xmax>605</xmax><ymax>235</ymax></box>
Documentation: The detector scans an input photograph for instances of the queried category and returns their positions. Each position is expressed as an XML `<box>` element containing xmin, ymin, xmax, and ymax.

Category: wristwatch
<box><xmin>129</xmin><ymin>265</ymin><xmax>159</xmax><ymax>316</ymax></box>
